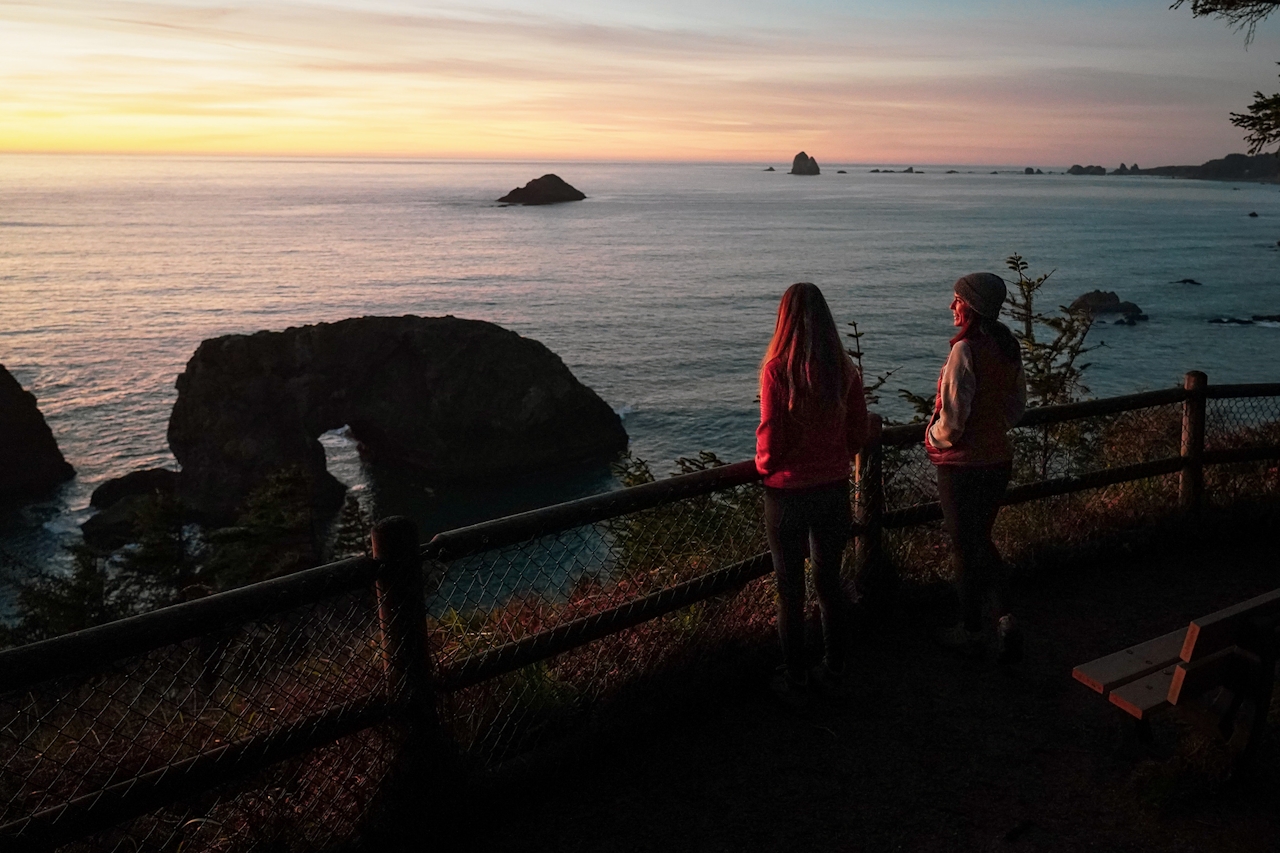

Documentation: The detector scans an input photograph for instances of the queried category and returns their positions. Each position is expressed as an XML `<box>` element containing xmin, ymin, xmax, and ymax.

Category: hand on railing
<box><xmin>867</xmin><ymin>412</ymin><xmax>884</xmax><ymax>447</ymax></box>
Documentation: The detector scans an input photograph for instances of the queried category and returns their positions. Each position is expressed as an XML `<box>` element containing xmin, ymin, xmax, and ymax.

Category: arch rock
<box><xmin>168</xmin><ymin>316</ymin><xmax>628</xmax><ymax>521</ymax></box>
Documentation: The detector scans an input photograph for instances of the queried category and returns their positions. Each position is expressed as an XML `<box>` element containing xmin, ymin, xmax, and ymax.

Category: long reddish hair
<box><xmin>761</xmin><ymin>282</ymin><xmax>853</xmax><ymax>415</ymax></box>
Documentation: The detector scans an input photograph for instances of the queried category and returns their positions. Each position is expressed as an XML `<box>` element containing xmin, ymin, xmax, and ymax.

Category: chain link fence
<box><xmin>425</xmin><ymin>464</ymin><xmax>774</xmax><ymax>768</ymax></box>
<box><xmin>2</xmin><ymin>382</ymin><xmax>1278</xmax><ymax>851</ymax></box>
<box><xmin>0</xmin><ymin>558</ymin><xmax>413</xmax><ymax>852</ymax></box>
<box><xmin>1204</xmin><ymin>391</ymin><xmax>1280</xmax><ymax>507</ymax></box>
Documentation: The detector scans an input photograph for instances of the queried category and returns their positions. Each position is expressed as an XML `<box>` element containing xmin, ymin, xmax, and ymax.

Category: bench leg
<box><xmin>1237</xmin><ymin>652</ymin><xmax>1276</xmax><ymax>767</ymax></box>
<box><xmin>1133</xmin><ymin>718</ymin><xmax>1154</xmax><ymax>746</ymax></box>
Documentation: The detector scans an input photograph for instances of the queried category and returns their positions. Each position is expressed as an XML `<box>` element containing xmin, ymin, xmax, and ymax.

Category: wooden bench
<box><xmin>1073</xmin><ymin>587</ymin><xmax>1280</xmax><ymax>762</ymax></box>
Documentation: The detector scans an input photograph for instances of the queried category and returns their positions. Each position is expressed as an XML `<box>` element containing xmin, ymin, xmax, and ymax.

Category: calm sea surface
<box><xmin>2</xmin><ymin>155</ymin><xmax>1279</xmax><ymax>570</ymax></box>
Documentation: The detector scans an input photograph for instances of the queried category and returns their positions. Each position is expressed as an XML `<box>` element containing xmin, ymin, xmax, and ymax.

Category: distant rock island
<box><xmin>790</xmin><ymin>152</ymin><xmax>820</xmax><ymax>175</ymax></box>
<box><xmin>1066</xmin><ymin>153</ymin><xmax>1280</xmax><ymax>183</ymax></box>
<box><xmin>498</xmin><ymin>174</ymin><xmax>586</xmax><ymax>205</ymax></box>
<box><xmin>1069</xmin><ymin>291</ymin><xmax>1147</xmax><ymax>324</ymax></box>
<box><xmin>165</xmin><ymin>316</ymin><xmax>628</xmax><ymax>521</ymax></box>
<box><xmin>0</xmin><ymin>365</ymin><xmax>74</xmax><ymax>501</ymax></box>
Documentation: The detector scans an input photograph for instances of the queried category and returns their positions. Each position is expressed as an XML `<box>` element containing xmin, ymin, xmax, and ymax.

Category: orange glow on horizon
<box><xmin>2</xmin><ymin>1</ymin><xmax>1277</xmax><ymax>165</ymax></box>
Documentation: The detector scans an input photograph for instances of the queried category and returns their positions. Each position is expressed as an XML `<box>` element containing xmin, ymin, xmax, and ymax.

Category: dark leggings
<box><xmin>935</xmin><ymin>464</ymin><xmax>1012</xmax><ymax>632</ymax></box>
<box><xmin>764</xmin><ymin>481</ymin><xmax>854</xmax><ymax>679</ymax></box>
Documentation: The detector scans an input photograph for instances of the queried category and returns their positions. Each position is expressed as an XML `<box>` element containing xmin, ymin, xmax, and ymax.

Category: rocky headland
<box><xmin>1136</xmin><ymin>153</ymin><xmax>1280</xmax><ymax>182</ymax></box>
<box><xmin>162</xmin><ymin>316</ymin><xmax>628</xmax><ymax>522</ymax></box>
<box><xmin>0</xmin><ymin>365</ymin><xmax>74</xmax><ymax>501</ymax></box>
<box><xmin>498</xmin><ymin>174</ymin><xmax>586</xmax><ymax>205</ymax></box>
<box><xmin>790</xmin><ymin>152</ymin><xmax>820</xmax><ymax>175</ymax></box>
<box><xmin>1067</xmin><ymin>153</ymin><xmax>1280</xmax><ymax>183</ymax></box>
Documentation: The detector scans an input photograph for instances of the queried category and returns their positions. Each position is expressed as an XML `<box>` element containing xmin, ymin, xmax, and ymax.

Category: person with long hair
<box><xmin>756</xmin><ymin>282</ymin><xmax>880</xmax><ymax>704</ymax></box>
<box><xmin>925</xmin><ymin>272</ymin><xmax>1027</xmax><ymax>662</ymax></box>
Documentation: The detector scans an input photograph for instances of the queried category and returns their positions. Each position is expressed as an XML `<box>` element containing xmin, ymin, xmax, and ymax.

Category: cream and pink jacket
<box><xmin>925</xmin><ymin>334</ymin><xmax>1026</xmax><ymax>467</ymax></box>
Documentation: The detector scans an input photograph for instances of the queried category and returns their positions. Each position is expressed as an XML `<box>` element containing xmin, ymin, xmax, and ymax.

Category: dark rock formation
<box><xmin>91</xmin><ymin>467</ymin><xmax>178</xmax><ymax>509</ymax></box>
<box><xmin>168</xmin><ymin>316</ymin><xmax>629</xmax><ymax>520</ymax></box>
<box><xmin>1254</xmin><ymin>314</ymin><xmax>1280</xmax><ymax>322</ymax></box>
<box><xmin>790</xmin><ymin>152</ymin><xmax>820</xmax><ymax>175</ymax></box>
<box><xmin>0</xmin><ymin>365</ymin><xmax>74</xmax><ymax>500</ymax></box>
<box><xmin>1112</xmin><ymin>164</ymin><xmax>1130</xmax><ymax>175</ymax></box>
<box><xmin>1036</xmin><ymin>169</ymin><xmax>1044</xmax><ymax>174</ymax></box>
<box><xmin>764</xmin><ymin>166</ymin><xmax>775</xmax><ymax>171</ymax></box>
<box><xmin>836</xmin><ymin>170</ymin><xmax>847</xmax><ymax>174</ymax></box>
<box><xmin>946</xmin><ymin>170</ymin><xmax>959</xmax><ymax>174</ymax></box>
<box><xmin>82</xmin><ymin>494</ymin><xmax>156</xmax><ymax>550</ymax></box>
<box><xmin>1249</xmin><ymin>211</ymin><xmax>1259</xmax><ymax>217</ymax></box>
<box><xmin>870</xmin><ymin>169</ymin><xmax>881</xmax><ymax>173</ymax></box>
<box><xmin>1067</xmin><ymin>165</ymin><xmax>1107</xmax><ymax>176</ymax></box>
<box><xmin>1171</xmin><ymin>278</ymin><xmax>1203</xmax><ymax>286</ymax></box>
<box><xmin>1069</xmin><ymin>291</ymin><xmax>1145</xmax><ymax>318</ymax></box>
<box><xmin>1024</xmin><ymin>168</ymin><xmax>1035</xmax><ymax>175</ymax></box>
<box><xmin>1136</xmin><ymin>153</ymin><xmax>1280</xmax><ymax>183</ymax></box>
<box><xmin>497</xmin><ymin>174</ymin><xmax>586</xmax><ymax>205</ymax></box>
<box><xmin>1210</xmin><ymin>317</ymin><xmax>1255</xmax><ymax>325</ymax></box>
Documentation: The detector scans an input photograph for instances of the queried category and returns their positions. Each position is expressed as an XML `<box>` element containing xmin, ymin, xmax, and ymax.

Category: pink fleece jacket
<box><xmin>755</xmin><ymin>357</ymin><xmax>869</xmax><ymax>490</ymax></box>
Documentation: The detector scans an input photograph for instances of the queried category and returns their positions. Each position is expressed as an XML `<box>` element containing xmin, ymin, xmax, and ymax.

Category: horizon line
<box><xmin>0</xmin><ymin>150</ymin><xmax>1233</xmax><ymax>170</ymax></box>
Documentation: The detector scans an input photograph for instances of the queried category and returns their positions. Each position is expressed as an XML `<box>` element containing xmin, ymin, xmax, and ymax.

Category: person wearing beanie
<box><xmin>925</xmin><ymin>272</ymin><xmax>1027</xmax><ymax>663</ymax></box>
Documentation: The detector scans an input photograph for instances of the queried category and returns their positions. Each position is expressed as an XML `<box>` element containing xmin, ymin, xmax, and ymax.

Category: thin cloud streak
<box><xmin>0</xmin><ymin>0</ymin><xmax>1276</xmax><ymax>161</ymax></box>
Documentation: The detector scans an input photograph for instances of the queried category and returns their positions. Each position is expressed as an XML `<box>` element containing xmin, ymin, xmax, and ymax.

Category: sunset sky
<box><xmin>2</xmin><ymin>0</ymin><xmax>1278</xmax><ymax>164</ymax></box>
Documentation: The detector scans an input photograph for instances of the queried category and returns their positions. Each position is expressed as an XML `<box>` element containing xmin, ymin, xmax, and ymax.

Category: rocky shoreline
<box><xmin>1070</xmin><ymin>152</ymin><xmax>1280</xmax><ymax>183</ymax></box>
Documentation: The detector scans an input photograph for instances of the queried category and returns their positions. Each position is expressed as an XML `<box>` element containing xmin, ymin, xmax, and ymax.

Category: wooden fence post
<box><xmin>368</xmin><ymin>516</ymin><xmax>455</xmax><ymax>843</ymax></box>
<box><xmin>373</xmin><ymin>516</ymin><xmax>432</xmax><ymax>703</ymax></box>
<box><xmin>1180</xmin><ymin>371</ymin><xmax>1207</xmax><ymax>515</ymax></box>
<box><xmin>855</xmin><ymin>442</ymin><xmax>890</xmax><ymax>607</ymax></box>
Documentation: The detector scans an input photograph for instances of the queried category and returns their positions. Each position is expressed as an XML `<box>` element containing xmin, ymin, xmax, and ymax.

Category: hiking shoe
<box><xmin>996</xmin><ymin>614</ymin><xmax>1024</xmax><ymax>665</ymax></box>
<box><xmin>769</xmin><ymin>666</ymin><xmax>811</xmax><ymax>709</ymax></box>
<box><xmin>810</xmin><ymin>661</ymin><xmax>853</xmax><ymax>698</ymax></box>
<box><xmin>937</xmin><ymin>623</ymin><xmax>987</xmax><ymax>659</ymax></box>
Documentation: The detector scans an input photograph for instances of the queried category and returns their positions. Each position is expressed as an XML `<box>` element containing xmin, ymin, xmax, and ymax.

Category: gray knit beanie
<box><xmin>954</xmin><ymin>272</ymin><xmax>1006</xmax><ymax>320</ymax></box>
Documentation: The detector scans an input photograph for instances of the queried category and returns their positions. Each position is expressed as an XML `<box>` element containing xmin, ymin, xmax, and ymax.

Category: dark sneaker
<box><xmin>996</xmin><ymin>614</ymin><xmax>1024</xmax><ymax>665</ymax></box>
<box><xmin>937</xmin><ymin>623</ymin><xmax>987</xmax><ymax>659</ymax></box>
<box><xmin>769</xmin><ymin>666</ymin><xmax>811</xmax><ymax>709</ymax></box>
<box><xmin>810</xmin><ymin>661</ymin><xmax>853</xmax><ymax>698</ymax></box>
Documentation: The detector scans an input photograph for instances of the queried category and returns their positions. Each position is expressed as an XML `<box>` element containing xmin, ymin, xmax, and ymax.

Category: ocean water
<box><xmin>2</xmin><ymin>155</ymin><xmax>1279</xmax><ymax>569</ymax></box>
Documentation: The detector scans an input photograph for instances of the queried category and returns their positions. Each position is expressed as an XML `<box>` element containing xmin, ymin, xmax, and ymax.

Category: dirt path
<box><xmin>475</xmin><ymin>535</ymin><xmax>1280</xmax><ymax>852</ymax></box>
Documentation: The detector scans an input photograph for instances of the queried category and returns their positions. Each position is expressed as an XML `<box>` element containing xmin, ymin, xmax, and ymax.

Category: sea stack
<box><xmin>0</xmin><ymin>365</ymin><xmax>75</xmax><ymax>500</ymax></box>
<box><xmin>498</xmin><ymin>174</ymin><xmax>586</xmax><ymax>205</ymax></box>
<box><xmin>790</xmin><ymin>152</ymin><xmax>820</xmax><ymax>175</ymax></box>
<box><xmin>1069</xmin><ymin>291</ymin><xmax>1145</xmax><ymax>318</ymax></box>
<box><xmin>167</xmin><ymin>316</ymin><xmax>628</xmax><ymax>520</ymax></box>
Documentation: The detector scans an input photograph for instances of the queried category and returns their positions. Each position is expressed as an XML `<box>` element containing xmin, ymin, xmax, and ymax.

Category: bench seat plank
<box><xmin>1109</xmin><ymin>666</ymin><xmax>1177</xmax><ymax>719</ymax></box>
<box><xmin>1072</xmin><ymin>629</ymin><xmax>1186</xmax><ymax>695</ymax></box>
<box><xmin>1182</xmin><ymin>588</ymin><xmax>1280</xmax><ymax>662</ymax></box>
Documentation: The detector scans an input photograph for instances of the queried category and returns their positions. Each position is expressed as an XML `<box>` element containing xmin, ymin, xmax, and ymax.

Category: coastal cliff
<box><xmin>168</xmin><ymin>316</ymin><xmax>628</xmax><ymax>520</ymax></box>
<box><xmin>0</xmin><ymin>366</ymin><xmax>74</xmax><ymax>499</ymax></box>
<box><xmin>0</xmin><ymin>365</ymin><xmax>75</xmax><ymax>500</ymax></box>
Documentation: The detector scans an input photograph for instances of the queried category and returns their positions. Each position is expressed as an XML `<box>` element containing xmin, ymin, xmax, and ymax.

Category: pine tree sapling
<box><xmin>1004</xmin><ymin>253</ymin><xmax>1099</xmax><ymax>407</ymax></box>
